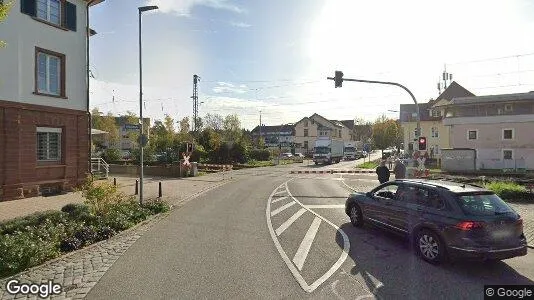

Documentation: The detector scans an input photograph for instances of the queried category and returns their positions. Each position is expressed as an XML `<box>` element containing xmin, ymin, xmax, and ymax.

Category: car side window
<box><xmin>373</xmin><ymin>184</ymin><xmax>399</xmax><ymax>200</ymax></box>
<box><xmin>409</xmin><ymin>188</ymin><xmax>446</xmax><ymax>210</ymax></box>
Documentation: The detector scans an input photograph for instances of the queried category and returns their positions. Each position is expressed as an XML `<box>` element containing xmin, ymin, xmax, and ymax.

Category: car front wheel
<box><xmin>415</xmin><ymin>229</ymin><xmax>446</xmax><ymax>264</ymax></box>
<box><xmin>349</xmin><ymin>204</ymin><xmax>363</xmax><ymax>227</ymax></box>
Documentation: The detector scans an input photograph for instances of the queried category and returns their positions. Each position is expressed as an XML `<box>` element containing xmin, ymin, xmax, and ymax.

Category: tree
<box><xmin>204</xmin><ymin>113</ymin><xmax>224</xmax><ymax>131</ymax></box>
<box><xmin>0</xmin><ymin>1</ymin><xmax>12</xmax><ymax>48</ymax></box>
<box><xmin>353</xmin><ymin>117</ymin><xmax>373</xmax><ymax>142</ymax></box>
<box><xmin>223</xmin><ymin>114</ymin><xmax>242</xmax><ymax>141</ymax></box>
<box><xmin>179</xmin><ymin>117</ymin><xmax>190</xmax><ymax>134</ymax></box>
<box><xmin>91</xmin><ymin>108</ymin><xmax>119</xmax><ymax>149</ymax></box>
<box><xmin>372</xmin><ymin>115</ymin><xmax>399</xmax><ymax>157</ymax></box>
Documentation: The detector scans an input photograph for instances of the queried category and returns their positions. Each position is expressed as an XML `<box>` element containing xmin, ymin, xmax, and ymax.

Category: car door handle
<box><xmin>416</xmin><ymin>207</ymin><xmax>423</xmax><ymax>212</ymax></box>
<box><xmin>385</xmin><ymin>201</ymin><xmax>392</xmax><ymax>206</ymax></box>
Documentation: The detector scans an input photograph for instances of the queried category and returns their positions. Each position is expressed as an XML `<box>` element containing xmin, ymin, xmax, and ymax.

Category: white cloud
<box><xmin>145</xmin><ymin>0</ymin><xmax>245</xmax><ymax>16</ymax></box>
<box><xmin>230</xmin><ymin>21</ymin><xmax>251</xmax><ymax>28</ymax></box>
<box><xmin>212</xmin><ymin>82</ymin><xmax>248</xmax><ymax>94</ymax></box>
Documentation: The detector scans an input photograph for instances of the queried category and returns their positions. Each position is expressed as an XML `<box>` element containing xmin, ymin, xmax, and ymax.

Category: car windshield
<box><xmin>455</xmin><ymin>193</ymin><xmax>515</xmax><ymax>216</ymax></box>
<box><xmin>314</xmin><ymin>147</ymin><xmax>330</xmax><ymax>154</ymax></box>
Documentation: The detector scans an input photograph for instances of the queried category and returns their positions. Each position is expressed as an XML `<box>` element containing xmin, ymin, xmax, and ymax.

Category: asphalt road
<box><xmin>87</xmin><ymin>165</ymin><xmax>534</xmax><ymax>300</ymax></box>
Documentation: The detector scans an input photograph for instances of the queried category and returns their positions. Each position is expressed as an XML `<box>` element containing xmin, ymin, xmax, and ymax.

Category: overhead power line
<box><xmin>446</xmin><ymin>51</ymin><xmax>534</xmax><ymax>66</ymax></box>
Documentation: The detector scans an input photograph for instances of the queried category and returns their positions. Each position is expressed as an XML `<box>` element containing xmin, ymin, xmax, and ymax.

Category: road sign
<box><xmin>124</xmin><ymin>124</ymin><xmax>140</xmax><ymax>130</ymax></box>
<box><xmin>138</xmin><ymin>134</ymin><xmax>148</xmax><ymax>147</ymax></box>
<box><xmin>363</xmin><ymin>144</ymin><xmax>370</xmax><ymax>152</ymax></box>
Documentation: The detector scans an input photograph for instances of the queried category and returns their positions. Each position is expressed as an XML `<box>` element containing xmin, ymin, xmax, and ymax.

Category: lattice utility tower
<box><xmin>192</xmin><ymin>74</ymin><xmax>200</xmax><ymax>132</ymax></box>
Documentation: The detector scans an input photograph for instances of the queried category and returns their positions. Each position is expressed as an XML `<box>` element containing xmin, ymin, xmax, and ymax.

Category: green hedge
<box><xmin>0</xmin><ymin>193</ymin><xmax>170</xmax><ymax>278</ymax></box>
<box><xmin>483</xmin><ymin>181</ymin><xmax>533</xmax><ymax>203</ymax></box>
<box><xmin>248</xmin><ymin>149</ymin><xmax>270</xmax><ymax>161</ymax></box>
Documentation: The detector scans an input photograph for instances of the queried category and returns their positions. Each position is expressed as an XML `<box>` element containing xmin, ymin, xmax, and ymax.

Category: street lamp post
<box><xmin>138</xmin><ymin>5</ymin><xmax>158</xmax><ymax>205</ymax></box>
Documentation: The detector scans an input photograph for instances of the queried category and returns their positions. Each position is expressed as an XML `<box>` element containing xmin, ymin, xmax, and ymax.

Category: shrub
<box><xmin>249</xmin><ymin>149</ymin><xmax>270</xmax><ymax>161</ymax></box>
<box><xmin>143</xmin><ymin>200</ymin><xmax>171</xmax><ymax>214</ymax></box>
<box><xmin>79</xmin><ymin>178</ymin><xmax>129</xmax><ymax>216</ymax></box>
<box><xmin>74</xmin><ymin>226</ymin><xmax>98</xmax><ymax>246</ymax></box>
<box><xmin>103</xmin><ymin>148</ymin><xmax>122</xmax><ymax>162</ymax></box>
<box><xmin>59</xmin><ymin>237</ymin><xmax>82</xmax><ymax>252</ymax></box>
<box><xmin>484</xmin><ymin>181</ymin><xmax>533</xmax><ymax>203</ymax></box>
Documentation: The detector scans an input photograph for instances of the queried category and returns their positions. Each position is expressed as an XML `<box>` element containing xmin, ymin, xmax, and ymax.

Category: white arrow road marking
<box><xmin>271</xmin><ymin>196</ymin><xmax>289</xmax><ymax>204</ymax></box>
<box><xmin>293</xmin><ymin>217</ymin><xmax>322</xmax><ymax>271</ymax></box>
<box><xmin>275</xmin><ymin>208</ymin><xmax>306</xmax><ymax>236</ymax></box>
<box><xmin>266</xmin><ymin>179</ymin><xmax>350</xmax><ymax>293</ymax></box>
<box><xmin>304</xmin><ymin>205</ymin><xmax>345</xmax><ymax>209</ymax></box>
<box><xmin>271</xmin><ymin>201</ymin><xmax>296</xmax><ymax>217</ymax></box>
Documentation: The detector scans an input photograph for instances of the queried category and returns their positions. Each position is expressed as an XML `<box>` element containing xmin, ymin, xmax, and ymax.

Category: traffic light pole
<box><xmin>326</xmin><ymin>76</ymin><xmax>421</xmax><ymax>141</ymax></box>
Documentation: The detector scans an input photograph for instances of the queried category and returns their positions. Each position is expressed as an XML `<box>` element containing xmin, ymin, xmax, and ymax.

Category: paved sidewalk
<box><xmin>0</xmin><ymin>174</ymin><xmax>229</xmax><ymax>222</ymax></box>
<box><xmin>0</xmin><ymin>172</ymin><xmax>233</xmax><ymax>299</ymax></box>
<box><xmin>509</xmin><ymin>203</ymin><xmax>534</xmax><ymax>248</ymax></box>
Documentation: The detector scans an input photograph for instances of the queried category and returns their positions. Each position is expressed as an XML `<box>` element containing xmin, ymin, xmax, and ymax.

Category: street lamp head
<box><xmin>139</xmin><ymin>5</ymin><xmax>158</xmax><ymax>12</ymax></box>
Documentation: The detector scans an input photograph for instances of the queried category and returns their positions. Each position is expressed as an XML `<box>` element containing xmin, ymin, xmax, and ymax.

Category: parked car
<box><xmin>281</xmin><ymin>153</ymin><xmax>293</xmax><ymax>159</ymax></box>
<box><xmin>292</xmin><ymin>153</ymin><xmax>304</xmax><ymax>162</ymax></box>
<box><xmin>345</xmin><ymin>179</ymin><xmax>527</xmax><ymax>264</ymax></box>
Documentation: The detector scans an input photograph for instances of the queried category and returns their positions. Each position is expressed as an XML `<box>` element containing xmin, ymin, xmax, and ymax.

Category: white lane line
<box><xmin>285</xmin><ymin>181</ymin><xmax>350</xmax><ymax>292</ymax></box>
<box><xmin>271</xmin><ymin>201</ymin><xmax>296</xmax><ymax>217</ymax></box>
<box><xmin>293</xmin><ymin>217</ymin><xmax>322</xmax><ymax>271</ymax></box>
<box><xmin>275</xmin><ymin>208</ymin><xmax>306</xmax><ymax>236</ymax></box>
<box><xmin>271</xmin><ymin>196</ymin><xmax>288</xmax><ymax>204</ymax></box>
<box><xmin>274</xmin><ymin>190</ymin><xmax>286</xmax><ymax>195</ymax></box>
<box><xmin>304</xmin><ymin>205</ymin><xmax>344</xmax><ymax>209</ymax></box>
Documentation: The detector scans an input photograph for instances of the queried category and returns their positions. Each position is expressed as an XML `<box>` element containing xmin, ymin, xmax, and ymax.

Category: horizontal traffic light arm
<box><xmin>326</xmin><ymin>74</ymin><xmax>421</xmax><ymax>137</ymax></box>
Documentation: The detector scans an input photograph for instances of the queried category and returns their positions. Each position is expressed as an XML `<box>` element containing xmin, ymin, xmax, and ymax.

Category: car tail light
<box><xmin>455</xmin><ymin>221</ymin><xmax>485</xmax><ymax>231</ymax></box>
<box><xmin>516</xmin><ymin>218</ymin><xmax>523</xmax><ymax>228</ymax></box>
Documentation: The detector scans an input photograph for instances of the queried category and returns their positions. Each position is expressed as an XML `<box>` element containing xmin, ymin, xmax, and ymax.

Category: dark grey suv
<box><xmin>345</xmin><ymin>179</ymin><xmax>528</xmax><ymax>264</ymax></box>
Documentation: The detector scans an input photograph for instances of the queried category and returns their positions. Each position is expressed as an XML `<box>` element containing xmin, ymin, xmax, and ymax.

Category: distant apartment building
<box><xmin>0</xmin><ymin>0</ymin><xmax>103</xmax><ymax>201</ymax></box>
<box><xmin>399</xmin><ymin>82</ymin><xmax>474</xmax><ymax>157</ymax></box>
<box><xmin>293</xmin><ymin>113</ymin><xmax>352</xmax><ymax>154</ymax></box>
<box><xmin>250</xmin><ymin>124</ymin><xmax>295</xmax><ymax>150</ymax></box>
<box><xmin>439</xmin><ymin>91</ymin><xmax>534</xmax><ymax>170</ymax></box>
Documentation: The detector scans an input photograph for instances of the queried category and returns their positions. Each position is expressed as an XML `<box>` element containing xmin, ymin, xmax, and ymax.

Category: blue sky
<box><xmin>89</xmin><ymin>0</ymin><xmax>534</xmax><ymax>129</ymax></box>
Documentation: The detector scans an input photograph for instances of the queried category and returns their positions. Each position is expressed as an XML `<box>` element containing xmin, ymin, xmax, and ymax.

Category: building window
<box><xmin>504</xmin><ymin>104</ymin><xmax>513</xmax><ymax>112</ymax></box>
<box><xmin>467</xmin><ymin>130</ymin><xmax>478</xmax><ymax>140</ymax></box>
<box><xmin>431</xmin><ymin>127</ymin><xmax>439</xmax><ymax>138</ymax></box>
<box><xmin>304</xmin><ymin>141</ymin><xmax>308</xmax><ymax>149</ymax></box>
<box><xmin>431</xmin><ymin>110</ymin><xmax>441</xmax><ymax>117</ymax></box>
<box><xmin>37</xmin><ymin>0</ymin><xmax>61</xmax><ymax>25</ymax></box>
<box><xmin>339</xmin><ymin>130</ymin><xmax>342</xmax><ymax>138</ymax></box>
<box><xmin>304</xmin><ymin>120</ymin><xmax>308</xmax><ymax>127</ymax></box>
<box><xmin>37</xmin><ymin>127</ymin><xmax>62</xmax><ymax>161</ymax></box>
<box><xmin>502</xmin><ymin>128</ymin><xmax>514</xmax><ymax>140</ymax></box>
<box><xmin>413</xmin><ymin>128</ymin><xmax>422</xmax><ymax>137</ymax></box>
<box><xmin>304</xmin><ymin>129</ymin><xmax>308</xmax><ymax>137</ymax></box>
<box><xmin>35</xmin><ymin>47</ymin><xmax>65</xmax><ymax>97</ymax></box>
<box><xmin>503</xmin><ymin>149</ymin><xmax>513</xmax><ymax>160</ymax></box>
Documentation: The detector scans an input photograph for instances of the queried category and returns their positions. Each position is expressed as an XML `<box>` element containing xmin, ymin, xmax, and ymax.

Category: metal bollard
<box><xmin>135</xmin><ymin>180</ymin><xmax>139</xmax><ymax>195</ymax></box>
<box><xmin>113</xmin><ymin>178</ymin><xmax>117</xmax><ymax>186</ymax></box>
<box><xmin>158</xmin><ymin>182</ymin><xmax>162</xmax><ymax>198</ymax></box>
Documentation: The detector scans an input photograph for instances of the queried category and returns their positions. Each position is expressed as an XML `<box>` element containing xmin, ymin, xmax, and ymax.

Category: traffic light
<box><xmin>418</xmin><ymin>137</ymin><xmax>427</xmax><ymax>151</ymax></box>
<box><xmin>334</xmin><ymin>71</ymin><xmax>343</xmax><ymax>88</ymax></box>
<box><xmin>187</xmin><ymin>143</ymin><xmax>194</xmax><ymax>153</ymax></box>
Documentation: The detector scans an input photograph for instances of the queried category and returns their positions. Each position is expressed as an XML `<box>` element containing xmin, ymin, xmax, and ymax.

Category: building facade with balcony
<box><xmin>399</xmin><ymin>82</ymin><xmax>474</xmax><ymax>157</ymax></box>
<box><xmin>0</xmin><ymin>0</ymin><xmax>103</xmax><ymax>201</ymax></box>
<box><xmin>440</xmin><ymin>92</ymin><xmax>534</xmax><ymax>170</ymax></box>
<box><xmin>293</xmin><ymin>113</ymin><xmax>352</xmax><ymax>155</ymax></box>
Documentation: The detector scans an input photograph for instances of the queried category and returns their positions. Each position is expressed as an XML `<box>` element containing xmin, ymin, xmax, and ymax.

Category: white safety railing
<box><xmin>91</xmin><ymin>157</ymin><xmax>109</xmax><ymax>179</ymax></box>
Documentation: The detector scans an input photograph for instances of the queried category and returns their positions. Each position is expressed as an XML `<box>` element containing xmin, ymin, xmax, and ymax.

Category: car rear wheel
<box><xmin>349</xmin><ymin>205</ymin><xmax>363</xmax><ymax>227</ymax></box>
<box><xmin>415</xmin><ymin>229</ymin><xmax>445</xmax><ymax>264</ymax></box>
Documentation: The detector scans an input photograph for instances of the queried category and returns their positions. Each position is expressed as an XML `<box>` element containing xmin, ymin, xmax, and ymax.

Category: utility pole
<box><xmin>192</xmin><ymin>74</ymin><xmax>200</xmax><ymax>132</ymax></box>
<box><xmin>259</xmin><ymin>110</ymin><xmax>262</xmax><ymax>147</ymax></box>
